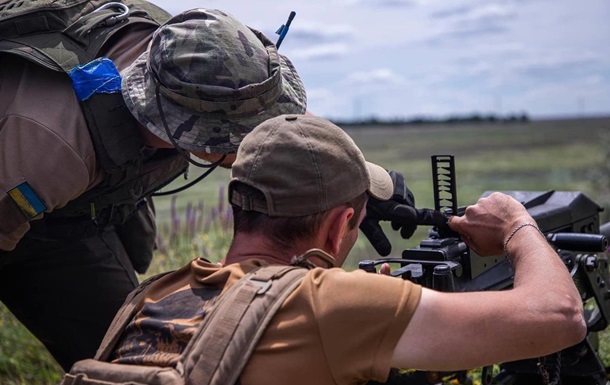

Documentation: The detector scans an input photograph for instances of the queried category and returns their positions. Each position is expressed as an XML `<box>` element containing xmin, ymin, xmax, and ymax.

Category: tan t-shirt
<box><xmin>0</xmin><ymin>25</ymin><xmax>154</xmax><ymax>251</ymax></box>
<box><xmin>112</xmin><ymin>258</ymin><xmax>422</xmax><ymax>385</ymax></box>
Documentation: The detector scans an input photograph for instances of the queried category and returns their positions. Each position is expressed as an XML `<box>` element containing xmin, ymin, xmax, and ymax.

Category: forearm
<box><xmin>505</xmin><ymin>224</ymin><xmax>586</xmax><ymax>350</ymax></box>
<box><xmin>394</xmin><ymin>193</ymin><xmax>587</xmax><ymax>371</ymax></box>
<box><xmin>508</xmin><ymin>225</ymin><xmax>581</xmax><ymax>308</ymax></box>
<box><xmin>393</xmin><ymin>222</ymin><xmax>586</xmax><ymax>371</ymax></box>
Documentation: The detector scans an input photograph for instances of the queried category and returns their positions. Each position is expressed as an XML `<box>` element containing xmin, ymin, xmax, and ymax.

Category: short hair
<box><xmin>231</xmin><ymin>182</ymin><xmax>368</xmax><ymax>250</ymax></box>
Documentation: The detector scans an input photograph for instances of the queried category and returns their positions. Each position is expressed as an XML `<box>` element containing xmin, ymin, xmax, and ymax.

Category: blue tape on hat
<box><xmin>68</xmin><ymin>57</ymin><xmax>122</xmax><ymax>102</ymax></box>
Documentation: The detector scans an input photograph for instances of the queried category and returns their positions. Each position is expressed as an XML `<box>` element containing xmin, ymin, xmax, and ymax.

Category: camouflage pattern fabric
<box><xmin>112</xmin><ymin>287</ymin><xmax>222</xmax><ymax>366</ymax></box>
<box><xmin>121</xmin><ymin>8</ymin><xmax>307</xmax><ymax>154</ymax></box>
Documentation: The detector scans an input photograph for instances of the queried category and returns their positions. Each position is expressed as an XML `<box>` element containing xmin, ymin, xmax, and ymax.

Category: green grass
<box><xmin>0</xmin><ymin>306</ymin><xmax>63</xmax><ymax>384</ymax></box>
<box><xmin>1</xmin><ymin>117</ymin><xmax>610</xmax><ymax>383</ymax></box>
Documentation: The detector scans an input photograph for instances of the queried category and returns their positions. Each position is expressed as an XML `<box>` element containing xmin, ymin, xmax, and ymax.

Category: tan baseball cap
<box><xmin>229</xmin><ymin>114</ymin><xmax>393</xmax><ymax>216</ymax></box>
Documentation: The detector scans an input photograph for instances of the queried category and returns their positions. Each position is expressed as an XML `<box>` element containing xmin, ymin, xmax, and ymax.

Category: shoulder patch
<box><xmin>7</xmin><ymin>182</ymin><xmax>47</xmax><ymax>219</ymax></box>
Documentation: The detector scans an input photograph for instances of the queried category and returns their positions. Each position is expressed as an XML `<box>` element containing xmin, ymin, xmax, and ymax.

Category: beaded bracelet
<box><xmin>503</xmin><ymin>222</ymin><xmax>546</xmax><ymax>258</ymax></box>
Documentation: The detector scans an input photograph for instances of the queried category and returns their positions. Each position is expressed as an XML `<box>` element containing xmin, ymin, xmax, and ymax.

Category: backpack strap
<box><xmin>94</xmin><ymin>271</ymin><xmax>173</xmax><ymax>361</ymax></box>
<box><xmin>0</xmin><ymin>0</ymin><xmax>170</xmax><ymax>72</ymax></box>
<box><xmin>181</xmin><ymin>265</ymin><xmax>308</xmax><ymax>385</ymax></box>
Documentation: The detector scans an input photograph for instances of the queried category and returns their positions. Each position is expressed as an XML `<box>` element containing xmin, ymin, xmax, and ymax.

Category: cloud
<box><xmin>465</xmin><ymin>61</ymin><xmax>493</xmax><ymax>77</ymax></box>
<box><xmin>287</xmin><ymin>24</ymin><xmax>355</xmax><ymax>44</ymax></box>
<box><xmin>430</xmin><ymin>5</ymin><xmax>475</xmax><ymax>19</ymax></box>
<box><xmin>510</xmin><ymin>53</ymin><xmax>603</xmax><ymax>78</ymax></box>
<box><xmin>521</xmin><ymin>76</ymin><xmax>610</xmax><ymax>115</ymax></box>
<box><xmin>427</xmin><ymin>3</ymin><xmax>516</xmax><ymax>42</ymax></box>
<box><xmin>305</xmin><ymin>88</ymin><xmax>337</xmax><ymax>106</ymax></box>
<box><xmin>344</xmin><ymin>68</ymin><xmax>406</xmax><ymax>86</ymax></box>
<box><xmin>437</xmin><ymin>49</ymin><xmax>607</xmax><ymax>98</ymax></box>
<box><xmin>289</xmin><ymin>44</ymin><xmax>349</xmax><ymax>61</ymax></box>
<box><xmin>458</xmin><ymin>42</ymin><xmax>525</xmax><ymax>59</ymax></box>
<box><xmin>429</xmin><ymin>3</ymin><xmax>516</xmax><ymax>22</ymax></box>
<box><xmin>263</xmin><ymin>23</ymin><xmax>354</xmax><ymax>61</ymax></box>
<box><xmin>147</xmin><ymin>0</ymin><xmax>610</xmax><ymax>119</ymax></box>
<box><xmin>342</xmin><ymin>0</ymin><xmax>428</xmax><ymax>7</ymax></box>
<box><xmin>304</xmin><ymin>88</ymin><xmax>352</xmax><ymax>118</ymax></box>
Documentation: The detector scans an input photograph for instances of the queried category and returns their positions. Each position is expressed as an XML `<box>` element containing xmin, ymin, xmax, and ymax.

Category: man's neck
<box><xmin>224</xmin><ymin>233</ymin><xmax>319</xmax><ymax>266</ymax></box>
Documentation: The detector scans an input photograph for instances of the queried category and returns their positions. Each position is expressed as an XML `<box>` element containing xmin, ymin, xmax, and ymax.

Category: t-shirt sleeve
<box><xmin>0</xmin><ymin>115</ymin><xmax>93</xmax><ymax>251</ymax></box>
<box><xmin>305</xmin><ymin>268</ymin><xmax>422</xmax><ymax>383</ymax></box>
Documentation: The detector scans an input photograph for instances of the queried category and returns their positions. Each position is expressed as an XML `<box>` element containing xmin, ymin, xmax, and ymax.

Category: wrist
<box><xmin>503</xmin><ymin>222</ymin><xmax>546</xmax><ymax>262</ymax></box>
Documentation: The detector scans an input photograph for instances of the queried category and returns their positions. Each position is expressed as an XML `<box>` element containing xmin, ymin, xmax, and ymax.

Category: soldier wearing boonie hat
<box><xmin>0</xmin><ymin>4</ymin><xmax>306</xmax><ymax>371</ymax></box>
<box><xmin>122</xmin><ymin>8</ymin><xmax>307</xmax><ymax>158</ymax></box>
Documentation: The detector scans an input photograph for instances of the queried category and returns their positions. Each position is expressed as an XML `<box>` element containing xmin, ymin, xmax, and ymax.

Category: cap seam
<box><xmin>295</xmin><ymin>122</ymin><xmax>325</xmax><ymax>212</ymax></box>
<box><xmin>245</xmin><ymin>122</ymin><xmax>282</xmax><ymax>213</ymax></box>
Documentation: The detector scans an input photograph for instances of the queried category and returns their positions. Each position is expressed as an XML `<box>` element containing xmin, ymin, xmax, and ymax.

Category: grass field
<box><xmin>153</xmin><ymin>116</ymin><xmax>610</xmax><ymax>266</ymax></box>
<box><xmin>1</xmin><ymin>117</ymin><xmax>610</xmax><ymax>384</ymax></box>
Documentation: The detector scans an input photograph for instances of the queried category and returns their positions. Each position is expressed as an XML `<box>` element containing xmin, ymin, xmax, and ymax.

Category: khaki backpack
<box><xmin>59</xmin><ymin>264</ymin><xmax>309</xmax><ymax>385</ymax></box>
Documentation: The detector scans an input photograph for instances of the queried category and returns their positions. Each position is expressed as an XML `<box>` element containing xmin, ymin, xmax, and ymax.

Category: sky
<box><xmin>149</xmin><ymin>0</ymin><xmax>610</xmax><ymax>121</ymax></box>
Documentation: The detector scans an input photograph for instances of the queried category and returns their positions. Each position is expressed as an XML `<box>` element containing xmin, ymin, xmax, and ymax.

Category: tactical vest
<box><xmin>60</xmin><ymin>263</ymin><xmax>310</xmax><ymax>385</ymax></box>
<box><xmin>0</xmin><ymin>0</ymin><xmax>188</xmax><ymax>228</ymax></box>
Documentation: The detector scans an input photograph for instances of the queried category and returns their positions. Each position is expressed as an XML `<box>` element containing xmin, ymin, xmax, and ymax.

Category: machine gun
<box><xmin>360</xmin><ymin>155</ymin><xmax>610</xmax><ymax>385</ymax></box>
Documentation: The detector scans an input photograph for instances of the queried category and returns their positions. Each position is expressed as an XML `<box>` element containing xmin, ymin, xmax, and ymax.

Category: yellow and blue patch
<box><xmin>7</xmin><ymin>182</ymin><xmax>47</xmax><ymax>219</ymax></box>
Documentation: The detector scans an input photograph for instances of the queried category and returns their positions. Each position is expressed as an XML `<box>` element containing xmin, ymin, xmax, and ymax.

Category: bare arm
<box><xmin>391</xmin><ymin>192</ymin><xmax>586</xmax><ymax>371</ymax></box>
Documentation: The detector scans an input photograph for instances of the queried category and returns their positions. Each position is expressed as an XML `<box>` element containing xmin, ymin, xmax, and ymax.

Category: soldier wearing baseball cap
<box><xmin>0</xmin><ymin>4</ymin><xmax>305</xmax><ymax>370</ymax></box>
<box><xmin>108</xmin><ymin>115</ymin><xmax>422</xmax><ymax>380</ymax></box>
<box><xmin>106</xmin><ymin>114</ymin><xmax>584</xmax><ymax>385</ymax></box>
<box><xmin>229</xmin><ymin>114</ymin><xmax>392</xmax><ymax>217</ymax></box>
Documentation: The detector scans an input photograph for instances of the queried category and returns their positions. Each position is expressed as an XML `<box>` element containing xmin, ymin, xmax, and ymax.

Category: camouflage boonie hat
<box><xmin>121</xmin><ymin>8</ymin><xmax>307</xmax><ymax>154</ymax></box>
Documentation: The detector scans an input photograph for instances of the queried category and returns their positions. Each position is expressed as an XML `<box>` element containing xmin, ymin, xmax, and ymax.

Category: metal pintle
<box><xmin>432</xmin><ymin>155</ymin><xmax>458</xmax><ymax>215</ymax></box>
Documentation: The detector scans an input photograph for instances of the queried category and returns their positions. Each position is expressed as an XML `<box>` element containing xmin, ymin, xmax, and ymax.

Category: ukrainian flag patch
<box><xmin>7</xmin><ymin>182</ymin><xmax>47</xmax><ymax>219</ymax></box>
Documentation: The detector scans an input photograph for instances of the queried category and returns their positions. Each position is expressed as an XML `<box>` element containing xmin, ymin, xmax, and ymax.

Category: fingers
<box><xmin>447</xmin><ymin>193</ymin><xmax>528</xmax><ymax>256</ymax></box>
<box><xmin>399</xmin><ymin>224</ymin><xmax>416</xmax><ymax>239</ymax></box>
<box><xmin>379</xmin><ymin>263</ymin><xmax>391</xmax><ymax>275</ymax></box>
<box><xmin>447</xmin><ymin>214</ymin><xmax>463</xmax><ymax>232</ymax></box>
<box><xmin>389</xmin><ymin>204</ymin><xmax>418</xmax><ymax>223</ymax></box>
<box><xmin>447</xmin><ymin>215</ymin><xmax>466</xmax><ymax>237</ymax></box>
<box><xmin>388</xmin><ymin>170</ymin><xmax>416</xmax><ymax>207</ymax></box>
<box><xmin>390</xmin><ymin>205</ymin><xmax>418</xmax><ymax>239</ymax></box>
<box><xmin>359</xmin><ymin>219</ymin><xmax>392</xmax><ymax>256</ymax></box>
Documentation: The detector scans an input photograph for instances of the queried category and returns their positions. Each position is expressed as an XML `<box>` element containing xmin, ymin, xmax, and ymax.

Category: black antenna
<box><xmin>432</xmin><ymin>155</ymin><xmax>458</xmax><ymax>216</ymax></box>
<box><xmin>275</xmin><ymin>11</ymin><xmax>296</xmax><ymax>49</ymax></box>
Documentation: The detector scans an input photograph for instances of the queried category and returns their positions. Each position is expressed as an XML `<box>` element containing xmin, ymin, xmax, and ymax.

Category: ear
<box><xmin>322</xmin><ymin>206</ymin><xmax>355</xmax><ymax>255</ymax></box>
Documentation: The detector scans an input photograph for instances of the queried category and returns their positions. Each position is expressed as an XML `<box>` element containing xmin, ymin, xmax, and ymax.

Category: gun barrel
<box><xmin>601</xmin><ymin>222</ymin><xmax>610</xmax><ymax>239</ymax></box>
<box><xmin>546</xmin><ymin>233</ymin><xmax>608</xmax><ymax>252</ymax></box>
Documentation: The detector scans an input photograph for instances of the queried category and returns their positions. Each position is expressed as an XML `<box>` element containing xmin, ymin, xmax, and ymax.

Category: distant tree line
<box><xmin>331</xmin><ymin>112</ymin><xmax>530</xmax><ymax>127</ymax></box>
